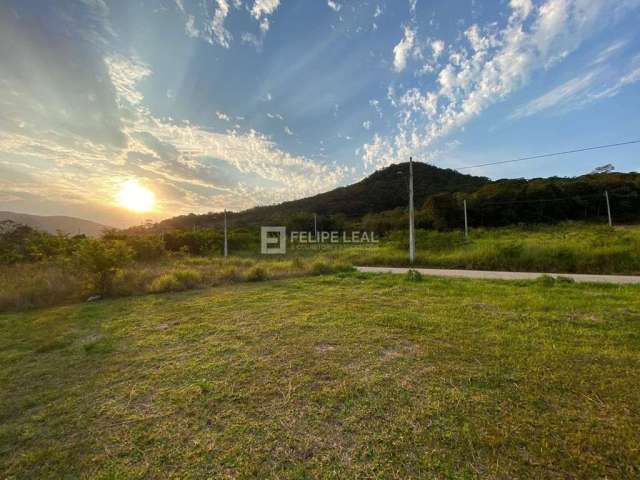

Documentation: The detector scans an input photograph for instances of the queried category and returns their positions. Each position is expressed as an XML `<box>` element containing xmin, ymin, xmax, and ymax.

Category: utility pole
<box><xmin>463</xmin><ymin>199</ymin><xmax>469</xmax><ymax>239</ymax></box>
<box><xmin>314</xmin><ymin>213</ymin><xmax>317</xmax><ymax>239</ymax></box>
<box><xmin>223</xmin><ymin>209</ymin><xmax>228</xmax><ymax>257</ymax></box>
<box><xmin>409</xmin><ymin>156</ymin><xmax>416</xmax><ymax>264</ymax></box>
<box><xmin>604</xmin><ymin>190</ymin><xmax>612</xmax><ymax>227</ymax></box>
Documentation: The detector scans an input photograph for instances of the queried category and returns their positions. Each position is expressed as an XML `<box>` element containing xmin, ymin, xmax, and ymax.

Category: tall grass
<box><xmin>338</xmin><ymin>222</ymin><xmax>640</xmax><ymax>274</ymax></box>
<box><xmin>0</xmin><ymin>256</ymin><xmax>353</xmax><ymax>312</ymax></box>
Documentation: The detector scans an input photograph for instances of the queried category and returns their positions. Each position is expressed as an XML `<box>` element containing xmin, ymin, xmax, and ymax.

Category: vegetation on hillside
<box><xmin>1</xmin><ymin>274</ymin><xmax>639</xmax><ymax>478</ymax></box>
<box><xmin>139</xmin><ymin>164</ymin><xmax>640</xmax><ymax>233</ymax></box>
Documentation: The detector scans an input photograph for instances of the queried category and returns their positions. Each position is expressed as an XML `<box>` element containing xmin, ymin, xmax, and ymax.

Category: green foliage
<box><xmin>405</xmin><ymin>269</ymin><xmax>423</xmax><ymax>282</ymax></box>
<box><xmin>104</xmin><ymin>231</ymin><xmax>166</xmax><ymax>261</ymax></box>
<box><xmin>75</xmin><ymin>240</ymin><xmax>134</xmax><ymax>294</ymax></box>
<box><xmin>163</xmin><ymin>229</ymin><xmax>220</xmax><ymax>255</ymax></box>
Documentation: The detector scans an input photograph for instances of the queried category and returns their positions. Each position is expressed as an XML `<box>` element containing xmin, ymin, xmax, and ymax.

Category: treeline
<box><xmin>0</xmin><ymin>221</ymin><xmax>261</xmax><ymax>265</ymax></box>
<box><xmin>424</xmin><ymin>173</ymin><xmax>640</xmax><ymax>230</ymax></box>
<box><xmin>339</xmin><ymin>172</ymin><xmax>640</xmax><ymax>233</ymax></box>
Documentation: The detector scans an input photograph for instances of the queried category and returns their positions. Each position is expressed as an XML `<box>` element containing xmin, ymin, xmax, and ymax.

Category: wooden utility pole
<box><xmin>463</xmin><ymin>199</ymin><xmax>468</xmax><ymax>239</ymax></box>
<box><xmin>409</xmin><ymin>157</ymin><xmax>415</xmax><ymax>264</ymax></box>
<box><xmin>604</xmin><ymin>191</ymin><xmax>612</xmax><ymax>227</ymax></box>
<box><xmin>314</xmin><ymin>213</ymin><xmax>317</xmax><ymax>238</ymax></box>
<box><xmin>224</xmin><ymin>209</ymin><xmax>228</xmax><ymax>257</ymax></box>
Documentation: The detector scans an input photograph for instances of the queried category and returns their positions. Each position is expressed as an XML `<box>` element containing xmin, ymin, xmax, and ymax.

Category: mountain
<box><xmin>0</xmin><ymin>211</ymin><xmax>111</xmax><ymax>237</ymax></box>
<box><xmin>152</xmin><ymin>162</ymin><xmax>490</xmax><ymax>231</ymax></box>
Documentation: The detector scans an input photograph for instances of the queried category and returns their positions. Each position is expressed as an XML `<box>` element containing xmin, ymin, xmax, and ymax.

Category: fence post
<box><xmin>463</xmin><ymin>200</ymin><xmax>469</xmax><ymax>239</ymax></box>
<box><xmin>604</xmin><ymin>190</ymin><xmax>612</xmax><ymax>227</ymax></box>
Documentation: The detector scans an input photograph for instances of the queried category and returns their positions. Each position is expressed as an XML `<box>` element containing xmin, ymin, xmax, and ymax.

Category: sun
<box><xmin>116</xmin><ymin>180</ymin><xmax>156</xmax><ymax>212</ymax></box>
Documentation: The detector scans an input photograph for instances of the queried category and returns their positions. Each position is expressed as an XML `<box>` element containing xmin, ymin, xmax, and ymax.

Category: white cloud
<box><xmin>374</xmin><ymin>5</ymin><xmax>383</xmax><ymax>17</ymax></box>
<box><xmin>588</xmin><ymin>65</ymin><xmax>640</xmax><ymax>101</ymax></box>
<box><xmin>510</xmin><ymin>0</ymin><xmax>533</xmax><ymax>19</ymax></box>
<box><xmin>590</xmin><ymin>39</ymin><xmax>628</xmax><ymax>66</ymax></box>
<box><xmin>251</xmin><ymin>0</ymin><xmax>280</xmax><ymax>19</ymax></box>
<box><xmin>216</xmin><ymin>111</ymin><xmax>231</xmax><ymax>121</ymax></box>
<box><xmin>2</xmin><ymin>54</ymin><xmax>347</xmax><ymax>216</ymax></box>
<box><xmin>393</xmin><ymin>26</ymin><xmax>416</xmax><ymax>72</ymax></box>
<box><xmin>105</xmin><ymin>55</ymin><xmax>152</xmax><ymax>106</ymax></box>
<box><xmin>267</xmin><ymin>112</ymin><xmax>284</xmax><ymax>120</ymax></box>
<box><xmin>431</xmin><ymin>39</ymin><xmax>445</xmax><ymax>60</ymax></box>
<box><xmin>511</xmin><ymin>70</ymin><xmax>600</xmax><ymax>119</ymax></box>
<box><xmin>211</xmin><ymin>0</ymin><xmax>232</xmax><ymax>48</ymax></box>
<box><xmin>362</xmin><ymin>0</ymin><xmax>640</xmax><ymax>171</ymax></box>
<box><xmin>327</xmin><ymin>1</ymin><xmax>342</xmax><ymax>12</ymax></box>
<box><xmin>409</xmin><ymin>0</ymin><xmax>418</xmax><ymax>14</ymax></box>
<box><xmin>284</xmin><ymin>126</ymin><xmax>293</xmax><ymax>135</ymax></box>
<box><xmin>362</xmin><ymin>120</ymin><xmax>372</xmax><ymax>130</ymax></box>
<box><xmin>185</xmin><ymin>15</ymin><xmax>199</xmax><ymax>38</ymax></box>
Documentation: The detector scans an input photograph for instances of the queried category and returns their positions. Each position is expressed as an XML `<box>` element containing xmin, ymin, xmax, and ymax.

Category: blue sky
<box><xmin>1</xmin><ymin>0</ymin><xmax>639</xmax><ymax>226</ymax></box>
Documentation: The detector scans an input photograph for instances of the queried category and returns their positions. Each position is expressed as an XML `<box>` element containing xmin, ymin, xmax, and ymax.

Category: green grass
<box><xmin>340</xmin><ymin>222</ymin><xmax>640</xmax><ymax>274</ymax></box>
<box><xmin>1</xmin><ymin>273</ymin><xmax>639</xmax><ymax>478</ymax></box>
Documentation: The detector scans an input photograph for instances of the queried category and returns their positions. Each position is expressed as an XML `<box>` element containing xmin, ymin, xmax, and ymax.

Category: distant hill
<box><xmin>152</xmin><ymin>162</ymin><xmax>490</xmax><ymax>231</ymax></box>
<box><xmin>0</xmin><ymin>211</ymin><xmax>111</xmax><ymax>237</ymax></box>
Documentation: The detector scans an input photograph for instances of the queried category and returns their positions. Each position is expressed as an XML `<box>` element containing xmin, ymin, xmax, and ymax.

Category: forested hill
<box><xmin>150</xmin><ymin>162</ymin><xmax>489</xmax><ymax>231</ymax></box>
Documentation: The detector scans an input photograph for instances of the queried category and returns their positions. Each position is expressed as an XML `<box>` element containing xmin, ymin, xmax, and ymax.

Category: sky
<box><xmin>1</xmin><ymin>0</ymin><xmax>639</xmax><ymax>227</ymax></box>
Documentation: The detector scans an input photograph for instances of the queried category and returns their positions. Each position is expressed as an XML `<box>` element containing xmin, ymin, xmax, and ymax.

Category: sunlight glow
<box><xmin>116</xmin><ymin>180</ymin><xmax>156</xmax><ymax>212</ymax></box>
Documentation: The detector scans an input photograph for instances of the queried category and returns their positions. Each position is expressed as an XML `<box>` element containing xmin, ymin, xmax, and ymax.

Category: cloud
<box><xmin>1</xmin><ymin>49</ymin><xmax>347</xmax><ymax>220</ymax></box>
<box><xmin>216</xmin><ymin>111</ymin><xmax>231</xmax><ymax>121</ymax></box>
<box><xmin>211</xmin><ymin>0</ymin><xmax>232</xmax><ymax>48</ymax></box>
<box><xmin>431</xmin><ymin>39</ymin><xmax>445</xmax><ymax>60</ymax></box>
<box><xmin>511</xmin><ymin>70</ymin><xmax>601</xmax><ymax>119</ymax></box>
<box><xmin>362</xmin><ymin>121</ymin><xmax>372</xmax><ymax>130</ymax></box>
<box><xmin>327</xmin><ymin>1</ymin><xmax>342</xmax><ymax>12</ymax></box>
<box><xmin>251</xmin><ymin>0</ymin><xmax>280</xmax><ymax>20</ymax></box>
<box><xmin>363</xmin><ymin>0</ymin><xmax>640</xmax><ymax>171</ymax></box>
<box><xmin>588</xmin><ymin>64</ymin><xmax>640</xmax><ymax>101</ymax></box>
<box><xmin>284</xmin><ymin>126</ymin><xmax>293</xmax><ymax>135</ymax></box>
<box><xmin>176</xmin><ymin>0</ymin><xmax>281</xmax><ymax>48</ymax></box>
<box><xmin>393</xmin><ymin>26</ymin><xmax>416</xmax><ymax>72</ymax></box>
<box><xmin>512</xmin><ymin>54</ymin><xmax>640</xmax><ymax>119</ymax></box>
<box><xmin>590</xmin><ymin>39</ymin><xmax>628</xmax><ymax>66</ymax></box>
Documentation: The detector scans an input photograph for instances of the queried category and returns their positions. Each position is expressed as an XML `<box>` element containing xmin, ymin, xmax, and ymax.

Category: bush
<box><xmin>246</xmin><ymin>266</ymin><xmax>267</xmax><ymax>282</ymax></box>
<box><xmin>148</xmin><ymin>274</ymin><xmax>184</xmax><ymax>293</ymax></box>
<box><xmin>75</xmin><ymin>240</ymin><xmax>134</xmax><ymax>294</ymax></box>
<box><xmin>311</xmin><ymin>261</ymin><xmax>333</xmax><ymax>275</ymax></box>
<box><xmin>124</xmin><ymin>235</ymin><xmax>166</xmax><ymax>261</ymax></box>
<box><xmin>173</xmin><ymin>269</ymin><xmax>202</xmax><ymax>288</ymax></box>
<box><xmin>406</xmin><ymin>269</ymin><xmax>423</xmax><ymax>282</ymax></box>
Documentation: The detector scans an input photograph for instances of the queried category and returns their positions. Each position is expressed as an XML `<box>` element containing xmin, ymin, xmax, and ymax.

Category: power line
<box><xmin>455</xmin><ymin>139</ymin><xmax>640</xmax><ymax>171</ymax></box>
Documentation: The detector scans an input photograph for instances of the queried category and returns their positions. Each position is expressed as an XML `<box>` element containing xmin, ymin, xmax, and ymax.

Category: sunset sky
<box><xmin>1</xmin><ymin>0</ymin><xmax>639</xmax><ymax>227</ymax></box>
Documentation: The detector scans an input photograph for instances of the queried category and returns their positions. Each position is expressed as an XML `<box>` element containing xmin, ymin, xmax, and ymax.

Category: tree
<box><xmin>75</xmin><ymin>240</ymin><xmax>133</xmax><ymax>294</ymax></box>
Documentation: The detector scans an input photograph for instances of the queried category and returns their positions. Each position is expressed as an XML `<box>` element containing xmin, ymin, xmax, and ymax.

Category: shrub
<box><xmin>311</xmin><ymin>261</ymin><xmax>333</xmax><ymax>275</ymax></box>
<box><xmin>246</xmin><ymin>266</ymin><xmax>267</xmax><ymax>282</ymax></box>
<box><xmin>148</xmin><ymin>274</ymin><xmax>184</xmax><ymax>293</ymax></box>
<box><xmin>124</xmin><ymin>235</ymin><xmax>166</xmax><ymax>261</ymax></box>
<box><xmin>75</xmin><ymin>240</ymin><xmax>134</xmax><ymax>294</ymax></box>
<box><xmin>173</xmin><ymin>269</ymin><xmax>203</xmax><ymax>288</ymax></box>
<box><xmin>406</xmin><ymin>269</ymin><xmax>423</xmax><ymax>282</ymax></box>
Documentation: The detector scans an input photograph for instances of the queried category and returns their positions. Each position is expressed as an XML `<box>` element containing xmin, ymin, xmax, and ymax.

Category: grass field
<box><xmin>340</xmin><ymin>222</ymin><xmax>640</xmax><ymax>274</ymax></box>
<box><xmin>1</xmin><ymin>273</ymin><xmax>639</xmax><ymax>478</ymax></box>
